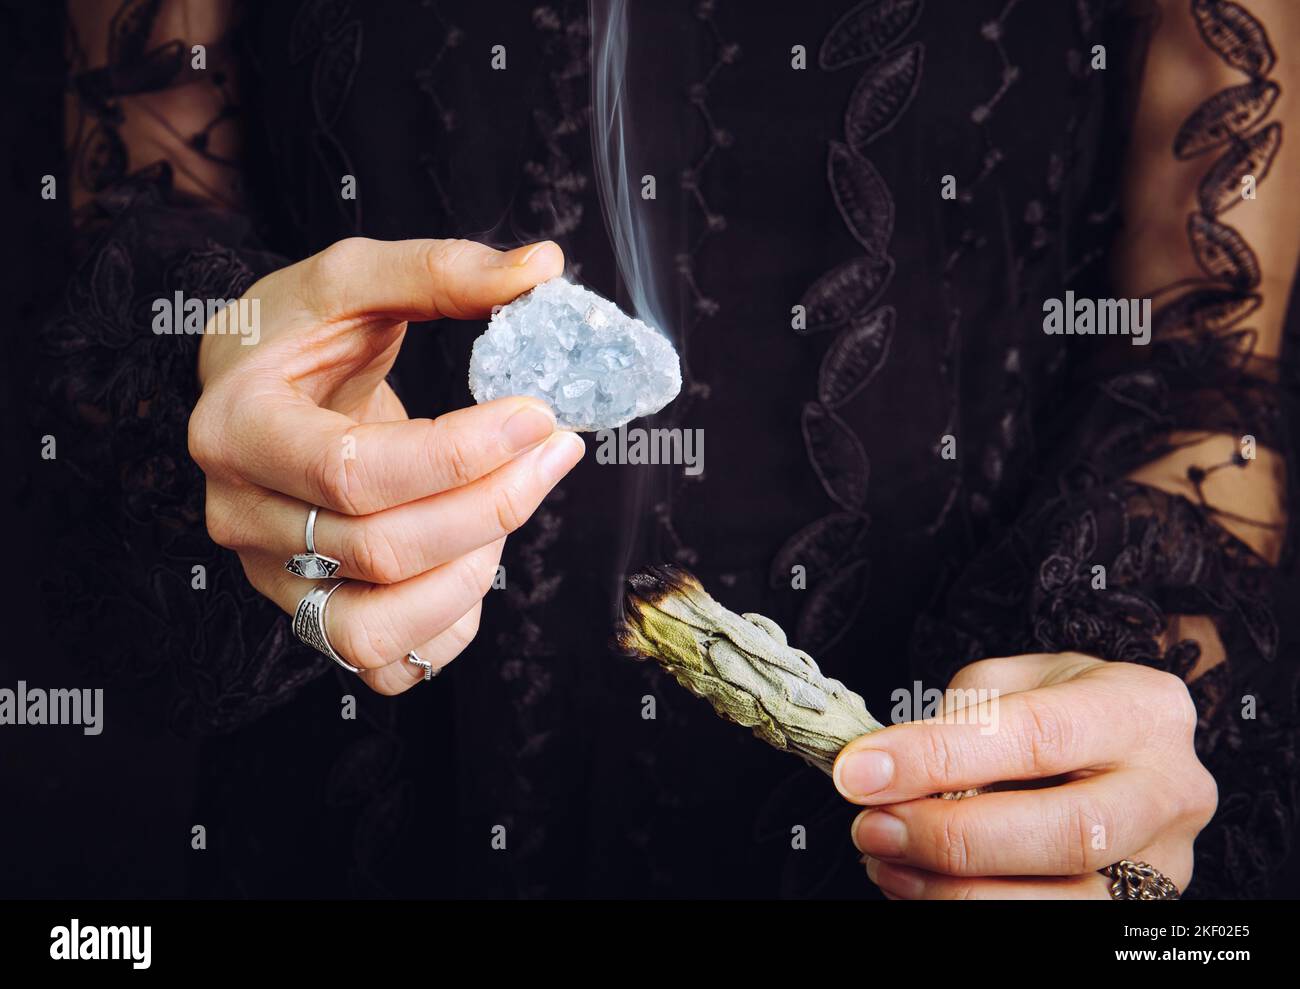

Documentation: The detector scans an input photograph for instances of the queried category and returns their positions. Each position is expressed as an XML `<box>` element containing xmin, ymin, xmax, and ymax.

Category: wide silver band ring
<box><xmin>407</xmin><ymin>651</ymin><xmax>439</xmax><ymax>681</ymax></box>
<box><xmin>292</xmin><ymin>579</ymin><xmax>359</xmax><ymax>673</ymax></box>
<box><xmin>284</xmin><ymin>506</ymin><xmax>341</xmax><ymax>579</ymax></box>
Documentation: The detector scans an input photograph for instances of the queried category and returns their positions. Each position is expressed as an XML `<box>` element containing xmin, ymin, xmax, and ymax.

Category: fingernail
<box><xmin>834</xmin><ymin>749</ymin><xmax>894</xmax><ymax>800</ymax></box>
<box><xmin>491</xmin><ymin>241</ymin><xmax>559</xmax><ymax>268</ymax></box>
<box><xmin>853</xmin><ymin>810</ymin><xmax>907</xmax><ymax>857</ymax></box>
<box><xmin>534</xmin><ymin>431</ymin><xmax>584</xmax><ymax>484</ymax></box>
<box><xmin>873</xmin><ymin>861</ymin><xmax>925</xmax><ymax>899</ymax></box>
<box><xmin>501</xmin><ymin>403</ymin><xmax>555</xmax><ymax>454</ymax></box>
<box><xmin>862</xmin><ymin>854</ymin><xmax>881</xmax><ymax>885</ymax></box>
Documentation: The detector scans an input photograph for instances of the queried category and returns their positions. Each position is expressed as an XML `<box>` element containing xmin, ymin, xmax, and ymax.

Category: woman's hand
<box><xmin>833</xmin><ymin>653</ymin><xmax>1218</xmax><ymax>898</ymax></box>
<box><xmin>189</xmin><ymin>237</ymin><xmax>584</xmax><ymax>694</ymax></box>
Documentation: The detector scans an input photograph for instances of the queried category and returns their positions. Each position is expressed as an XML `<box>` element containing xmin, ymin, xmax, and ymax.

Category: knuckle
<box><xmin>203</xmin><ymin>496</ymin><xmax>239</xmax><ymax>550</ymax></box>
<box><xmin>1015</xmin><ymin>692</ymin><xmax>1073</xmax><ymax>776</ymax></box>
<box><xmin>935</xmin><ymin>812</ymin><xmax>974</xmax><ymax>876</ymax></box>
<box><xmin>424</xmin><ymin>239</ymin><xmax>476</xmax><ymax>315</ymax></box>
<box><xmin>187</xmin><ymin>398</ymin><xmax>227</xmax><ymax>474</ymax></box>
<box><xmin>917</xmin><ymin>729</ymin><xmax>963</xmax><ymax>792</ymax></box>
<box><xmin>450</xmin><ymin>607</ymin><xmax>482</xmax><ymax>653</ymax></box>
<box><xmin>491</xmin><ymin>481</ymin><xmax>531</xmax><ymax>534</ymax></box>
<box><xmin>313</xmin><ymin>237</ymin><xmax>372</xmax><ymax>283</ymax></box>
<box><xmin>333</xmin><ymin>595</ymin><xmax>399</xmax><ymax>670</ymax></box>
<box><xmin>1057</xmin><ymin>796</ymin><xmax>1109</xmax><ymax>874</ymax></box>
<box><xmin>452</xmin><ymin>553</ymin><xmax>495</xmax><ymax>603</ymax></box>
<box><xmin>310</xmin><ymin>430</ymin><xmax>370</xmax><ymax>515</ymax></box>
<box><xmin>1152</xmin><ymin>669</ymin><xmax>1199</xmax><ymax>738</ymax></box>
<box><xmin>348</xmin><ymin>521</ymin><xmax>407</xmax><ymax>585</ymax></box>
<box><xmin>429</xmin><ymin>419</ymin><xmax>477</xmax><ymax>489</ymax></box>
<box><xmin>1182</xmin><ymin>764</ymin><xmax>1220</xmax><ymax>829</ymax></box>
<box><xmin>946</xmin><ymin>655</ymin><xmax>1022</xmax><ymax>692</ymax></box>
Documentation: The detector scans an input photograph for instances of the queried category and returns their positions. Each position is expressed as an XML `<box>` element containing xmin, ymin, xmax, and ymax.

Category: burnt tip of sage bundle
<box><xmin>616</xmin><ymin>564</ymin><xmax>702</xmax><ymax>658</ymax></box>
<box><xmin>625</xmin><ymin>563</ymin><xmax>699</xmax><ymax>606</ymax></box>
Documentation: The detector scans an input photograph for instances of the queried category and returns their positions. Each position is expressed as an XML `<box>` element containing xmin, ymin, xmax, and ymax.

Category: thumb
<box><xmin>296</xmin><ymin>237</ymin><xmax>566</xmax><ymax>322</ymax></box>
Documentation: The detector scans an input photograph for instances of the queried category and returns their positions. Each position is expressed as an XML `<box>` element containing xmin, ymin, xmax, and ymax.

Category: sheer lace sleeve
<box><xmin>913</xmin><ymin>0</ymin><xmax>1300</xmax><ymax>898</ymax></box>
<box><xmin>38</xmin><ymin>0</ymin><xmax>321</xmax><ymax>733</ymax></box>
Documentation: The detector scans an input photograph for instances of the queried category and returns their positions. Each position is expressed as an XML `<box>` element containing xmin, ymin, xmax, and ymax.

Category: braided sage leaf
<box><xmin>820</xmin><ymin>0</ymin><xmax>923</xmax><ymax>70</ymax></box>
<box><xmin>818</xmin><ymin>306</ymin><xmax>895</xmax><ymax>407</ymax></box>
<box><xmin>845</xmin><ymin>44</ymin><xmax>924</xmax><ymax>153</ymax></box>
<box><xmin>1174</xmin><ymin>80</ymin><xmax>1279</xmax><ymax>159</ymax></box>
<box><xmin>1192</xmin><ymin>0</ymin><xmax>1276</xmax><ymax>78</ymax></box>
<box><xmin>798</xmin><ymin>255</ymin><xmax>895</xmax><ymax>334</ymax></box>
<box><xmin>1198</xmin><ymin>122</ymin><xmax>1280</xmax><ymax>216</ymax></box>
<box><xmin>1187</xmin><ymin>213</ymin><xmax>1260</xmax><ymax>288</ymax></box>
<box><xmin>828</xmin><ymin>141</ymin><xmax>895</xmax><ymax>256</ymax></box>
<box><xmin>769</xmin><ymin>512</ymin><xmax>870</xmax><ymax>589</ymax></box>
<box><xmin>802</xmin><ymin>402</ymin><xmax>869</xmax><ymax>509</ymax></box>
<box><xmin>797</xmin><ymin>558</ymin><xmax>871</xmax><ymax>656</ymax></box>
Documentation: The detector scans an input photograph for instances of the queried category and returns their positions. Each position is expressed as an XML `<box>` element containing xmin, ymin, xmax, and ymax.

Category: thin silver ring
<box><xmin>284</xmin><ymin>506</ymin><xmax>342</xmax><ymax>579</ymax></box>
<box><xmin>407</xmin><ymin>651</ymin><xmax>439</xmax><ymax>681</ymax></box>
<box><xmin>293</xmin><ymin>579</ymin><xmax>359</xmax><ymax>673</ymax></box>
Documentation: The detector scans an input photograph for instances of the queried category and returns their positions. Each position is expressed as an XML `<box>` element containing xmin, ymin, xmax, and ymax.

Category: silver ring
<box><xmin>292</xmin><ymin>579</ymin><xmax>359</xmax><ymax>673</ymax></box>
<box><xmin>407</xmin><ymin>651</ymin><xmax>439</xmax><ymax>681</ymax></box>
<box><xmin>284</xmin><ymin>506</ymin><xmax>342</xmax><ymax>579</ymax></box>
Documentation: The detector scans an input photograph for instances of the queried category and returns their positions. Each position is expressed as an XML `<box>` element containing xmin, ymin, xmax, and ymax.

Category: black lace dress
<box><xmin>22</xmin><ymin>0</ymin><xmax>1300</xmax><ymax>897</ymax></box>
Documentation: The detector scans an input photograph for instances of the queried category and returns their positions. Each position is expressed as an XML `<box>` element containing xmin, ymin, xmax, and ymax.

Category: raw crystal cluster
<box><xmin>468</xmin><ymin>278</ymin><xmax>681</xmax><ymax>431</ymax></box>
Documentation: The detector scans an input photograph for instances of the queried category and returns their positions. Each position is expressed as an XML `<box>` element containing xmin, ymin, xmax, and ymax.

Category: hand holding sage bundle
<box><xmin>618</xmin><ymin>566</ymin><xmax>1211</xmax><ymax>901</ymax></box>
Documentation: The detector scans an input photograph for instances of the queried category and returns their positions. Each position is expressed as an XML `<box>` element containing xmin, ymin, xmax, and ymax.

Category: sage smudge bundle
<box><xmin>617</xmin><ymin>565</ymin><xmax>884</xmax><ymax>775</ymax></box>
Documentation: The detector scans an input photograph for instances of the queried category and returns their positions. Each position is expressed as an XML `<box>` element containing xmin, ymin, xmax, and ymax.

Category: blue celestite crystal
<box><xmin>468</xmin><ymin>278</ymin><xmax>682</xmax><ymax>431</ymax></box>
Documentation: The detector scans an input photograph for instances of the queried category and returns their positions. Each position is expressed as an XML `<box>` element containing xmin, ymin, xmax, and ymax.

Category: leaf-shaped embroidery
<box><xmin>314</xmin><ymin>130</ymin><xmax>363</xmax><ymax>230</ymax></box>
<box><xmin>828</xmin><ymin>141</ymin><xmax>895</xmax><ymax>256</ymax></box>
<box><xmin>290</xmin><ymin>0</ymin><xmax>353</xmax><ymax>64</ymax></box>
<box><xmin>820</xmin><ymin>0</ymin><xmax>923</xmax><ymax>70</ymax></box>
<box><xmin>802</xmin><ymin>402</ymin><xmax>870</xmax><ymax>509</ymax></box>
<box><xmin>1187</xmin><ymin>213</ymin><xmax>1260</xmax><ymax>288</ymax></box>
<box><xmin>769</xmin><ymin>512</ymin><xmax>871</xmax><ymax>589</ymax></box>
<box><xmin>796</xmin><ymin>558</ymin><xmax>871</xmax><ymax>655</ymax></box>
<box><xmin>91</xmin><ymin>239</ymin><xmax>136</xmax><ymax>339</ymax></box>
<box><xmin>1153</xmin><ymin>288</ymin><xmax>1261</xmax><ymax>335</ymax></box>
<box><xmin>1174</xmin><ymin>80</ymin><xmax>1279</xmax><ymax>158</ymax></box>
<box><xmin>844</xmin><ymin>43</ymin><xmax>924</xmax><ymax>153</ymax></box>
<box><xmin>1198</xmin><ymin>122</ymin><xmax>1280</xmax><ymax>216</ymax></box>
<box><xmin>1192</xmin><ymin>0</ymin><xmax>1276</xmax><ymax>78</ymax></box>
<box><xmin>313</xmin><ymin>20</ymin><xmax>363</xmax><ymax>128</ymax></box>
<box><xmin>818</xmin><ymin>306</ymin><xmax>896</xmax><ymax>407</ymax></box>
<box><xmin>798</xmin><ymin>255</ymin><xmax>895</xmax><ymax>334</ymax></box>
<box><xmin>1233</xmin><ymin>590</ymin><xmax>1279</xmax><ymax>660</ymax></box>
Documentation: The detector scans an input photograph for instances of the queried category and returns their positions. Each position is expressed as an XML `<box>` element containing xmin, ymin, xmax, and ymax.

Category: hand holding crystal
<box><xmin>189</xmin><ymin>237</ymin><xmax>585</xmax><ymax>693</ymax></box>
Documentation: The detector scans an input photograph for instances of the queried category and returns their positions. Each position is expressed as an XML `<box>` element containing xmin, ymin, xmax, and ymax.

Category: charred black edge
<box><xmin>626</xmin><ymin>563</ymin><xmax>699</xmax><ymax>603</ymax></box>
<box><xmin>613</xmin><ymin>564</ymin><xmax>702</xmax><ymax>660</ymax></box>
